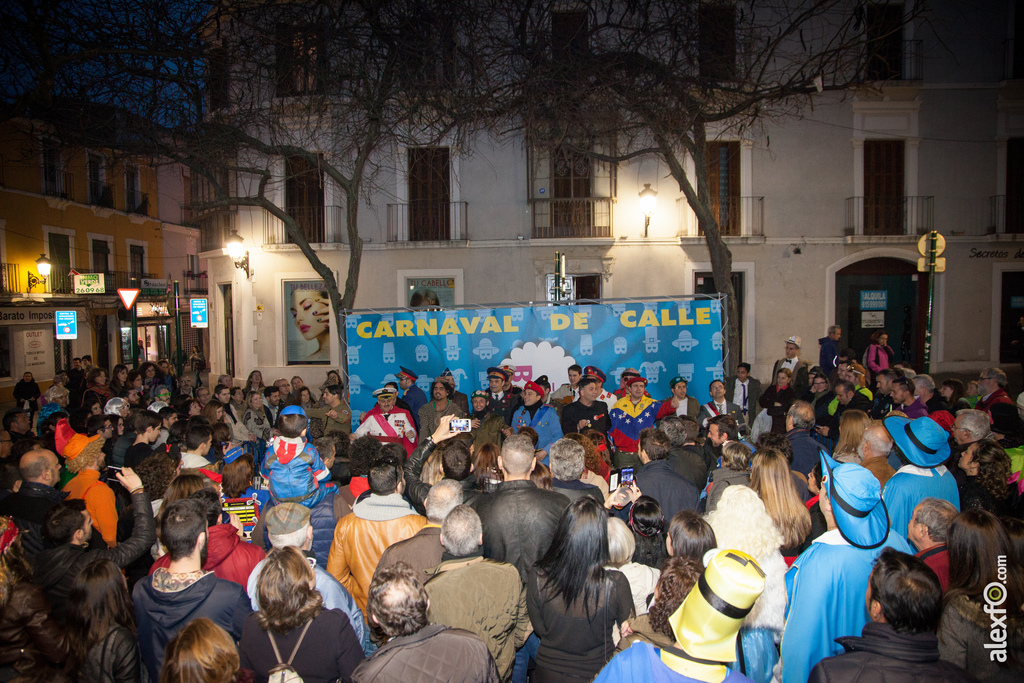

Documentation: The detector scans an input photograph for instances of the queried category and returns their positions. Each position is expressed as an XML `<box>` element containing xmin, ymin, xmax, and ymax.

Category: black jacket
<box><xmin>77</xmin><ymin>626</ymin><xmax>142</xmax><ymax>683</ymax></box>
<box><xmin>560</xmin><ymin>399</ymin><xmax>610</xmax><ymax>437</ymax></box>
<box><xmin>471</xmin><ymin>480</ymin><xmax>570</xmax><ymax>583</ymax></box>
<box><xmin>787</xmin><ymin>428</ymin><xmax>823</xmax><ymax>477</ymax></box>
<box><xmin>552</xmin><ymin>478</ymin><xmax>603</xmax><ymax>504</ymax></box>
<box><xmin>132</xmin><ymin>571</ymin><xmax>252</xmax><ymax>681</ymax></box>
<box><xmin>404</xmin><ymin>438</ymin><xmax>481</xmax><ymax>516</ymax></box>
<box><xmin>0</xmin><ymin>481</ymin><xmax>68</xmax><ymax>557</ymax></box>
<box><xmin>667</xmin><ymin>445</ymin><xmax>708</xmax><ymax>489</ymax></box>
<box><xmin>634</xmin><ymin>460</ymin><xmax>699</xmax><ymax>522</ymax></box>
<box><xmin>32</xmin><ymin>490</ymin><xmax>156</xmax><ymax>622</ymax></box>
<box><xmin>809</xmin><ymin>622</ymin><xmax>976</xmax><ymax>683</ymax></box>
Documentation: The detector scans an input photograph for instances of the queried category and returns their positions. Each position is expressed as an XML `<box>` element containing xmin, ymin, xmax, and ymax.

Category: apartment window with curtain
<box><xmin>704</xmin><ymin>141</ymin><xmax>741</xmax><ymax>235</ymax></box>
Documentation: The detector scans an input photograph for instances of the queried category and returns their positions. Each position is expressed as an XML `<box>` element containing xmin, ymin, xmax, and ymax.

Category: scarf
<box><xmin>523</xmin><ymin>401</ymin><xmax>541</xmax><ymax>421</ymax></box>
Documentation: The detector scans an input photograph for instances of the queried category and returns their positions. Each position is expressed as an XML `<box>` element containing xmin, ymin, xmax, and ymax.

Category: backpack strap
<box><xmin>268</xmin><ymin>619</ymin><xmax>314</xmax><ymax>667</ymax></box>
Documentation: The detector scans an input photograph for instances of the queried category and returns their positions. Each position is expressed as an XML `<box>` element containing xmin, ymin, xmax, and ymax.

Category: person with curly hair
<box><xmin>616</xmin><ymin>555</ymin><xmax>702</xmax><ymax>652</ymax></box>
<box><xmin>957</xmin><ymin>439</ymin><xmax>1013</xmax><ymax>516</ymax></box>
<box><xmin>563</xmin><ymin>432</ymin><xmax>609</xmax><ymax>499</ymax></box>
<box><xmin>239</xmin><ymin>546</ymin><xmax>364</xmax><ymax>681</ymax></box>
<box><xmin>706</xmin><ymin>486</ymin><xmax>788</xmax><ymax>683</ymax></box>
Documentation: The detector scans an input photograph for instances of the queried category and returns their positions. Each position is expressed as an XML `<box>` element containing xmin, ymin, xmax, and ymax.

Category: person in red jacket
<box><xmin>150</xmin><ymin>488</ymin><xmax>264</xmax><ymax>587</ymax></box>
<box><xmin>975</xmin><ymin>367</ymin><xmax>1014</xmax><ymax>415</ymax></box>
<box><xmin>906</xmin><ymin>497</ymin><xmax>957</xmax><ymax>591</ymax></box>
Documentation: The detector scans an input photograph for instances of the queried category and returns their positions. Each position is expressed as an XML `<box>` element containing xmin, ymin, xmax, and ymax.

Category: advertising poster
<box><xmin>21</xmin><ymin>328</ymin><xmax>54</xmax><ymax>379</ymax></box>
<box><xmin>285</xmin><ymin>280</ymin><xmax>332</xmax><ymax>365</ymax></box>
<box><xmin>344</xmin><ymin>298</ymin><xmax>725</xmax><ymax>426</ymax></box>
<box><xmin>406</xmin><ymin>277</ymin><xmax>457</xmax><ymax>308</ymax></box>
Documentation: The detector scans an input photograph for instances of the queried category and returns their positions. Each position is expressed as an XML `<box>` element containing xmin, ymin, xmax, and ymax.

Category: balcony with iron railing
<box><xmin>0</xmin><ymin>263</ymin><xmax>20</xmax><ymax>294</ymax></box>
<box><xmin>183</xmin><ymin>270</ymin><xmax>208</xmax><ymax>294</ymax></box>
<box><xmin>386</xmin><ymin>201</ymin><xmax>468</xmax><ymax>242</ymax></box>
<box><xmin>195</xmin><ymin>210</ymin><xmax>237</xmax><ymax>252</ymax></box>
<box><xmin>989</xmin><ymin>195</ymin><xmax>1024</xmax><ymax>234</ymax></box>
<box><xmin>125</xmin><ymin>190</ymin><xmax>149</xmax><ymax>215</ymax></box>
<box><xmin>263</xmin><ymin>205</ymin><xmax>344</xmax><ymax>245</ymax></box>
<box><xmin>678</xmin><ymin>196</ymin><xmax>764</xmax><ymax>237</ymax></box>
<box><xmin>43</xmin><ymin>170</ymin><xmax>75</xmax><ymax>200</ymax></box>
<box><xmin>531</xmin><ymin>198</ymin><xmax>613</xmax><ymax>238</ymax></box>
<box><xmin>844</xmin><ymin>196</ymin><xmax>934</xmax><ymax>236</ymax></box>
<box><xmin>88</xmin><ymin>181</ymin><xmax>114</xmax><ymax>208</ymax></box>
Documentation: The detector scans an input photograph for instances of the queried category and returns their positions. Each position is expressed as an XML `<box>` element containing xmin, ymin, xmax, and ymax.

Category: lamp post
<box><xmin>226</xmin><ymin>231</ymin><xmax>251</xmax><ymax>278</ymax></box>
<box><xmin>639</xmin><ymin>183</ymin><xmax>657</xmax><ymax>237</ymax></box>
<box><xmin>27</xmin><ymin>254</ymin><xmax>52</xmax><ymax>290</ymax></box>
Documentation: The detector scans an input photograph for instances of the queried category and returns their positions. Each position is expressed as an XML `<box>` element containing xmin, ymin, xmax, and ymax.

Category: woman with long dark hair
<box><xmin>938</xmin><ymin>510</ymin><xmax>1024</xmax><ymax>678</ymax></box>
<box><xmin>527</xmin><ymin>497</ymin><xmax>634</xmax><ymax>682</ymax></box>
<box><xmin>239</xmin><ymin>546</ymin><xmax>364</xmax><ymax>681</ymax></box>
<box><xmin>109</xmin><ymin>364</ymin><xmax>130</xmax><ymax>398</ymax></box>
<box><xmin>626</xmin><ymin>496</ymin><xmax>668</xmax><ymax>570</ymax></box>
<box><xmin>82</xmin><ymin>367</ymin><xmax>113</xmax><ymax>409</ymax></box>
<box><xmin>64</xmin><ymin>558</ymin><xmax>140</xmax><ymax>682</ymax></box>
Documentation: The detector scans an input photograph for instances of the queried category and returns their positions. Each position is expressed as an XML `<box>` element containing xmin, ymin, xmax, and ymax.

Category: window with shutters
<box><xmin>408</xmin><ymin>148</ymin><xmax>452</xmax><ymax>241</ymax></box>
<box><xmin>865</xmin><ymin>4</ymin><xmax>904</xmax><ymax>81</ymax></box>
<box><xmin>285</xmin><ymin>156</ymin><xmax>325</xmax><ymax>242</ymax></box>
<box><xmin>704</xmin><ymin>141</ymin><xmax>741</xmax><ymax>236</ymax></box>
<box><xmin>552</xmin><ymin>10</ymin><xmax>588</xmax><ymax>66</ymax></box>
<box><xmin>276</xmin><ymin>25</ymin><xmax>323</xmax><ymax>97</ymax></box>
<box><xmin>863</xmin><ymin>140</ymin><xmax>904</xmax><ymax>235</ymax></box>
<box><xmin>699</xmin><ymin>4</ymin><xmax>737</xmax><ymax>81</ymax></box>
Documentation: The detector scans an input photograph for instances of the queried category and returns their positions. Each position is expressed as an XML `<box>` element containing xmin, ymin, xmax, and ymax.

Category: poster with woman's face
<box><xmin>285</xmin><ymin>280</ymin><xmax>331</xmax><ymax>365</ymax></box>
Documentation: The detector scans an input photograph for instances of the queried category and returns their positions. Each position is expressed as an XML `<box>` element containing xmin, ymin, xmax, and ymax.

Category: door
<box><xmin>836</xmin><ymin>258</ymin><xmax>928</xmax><ymax>369</ymax></box>
<box><xmin>220</xmin><ymin>284</ymin><xmax>235</xmax><ymax>378</ymax></box>
<box><xmin>92</xmin><ymin>239</ymin><xmax>110</xmax><ymax>274</ymax></box>
<box><xmin>1007</xmin><ymin>138</ymin><xmax>1024</xmax><ymax>234</ymax></box>
<box><xmin>47</xmin><ymin>232</ymin><xmax>72</xmax><ymax>293</ymax></box>
<box><xmin>999</xmin><ymin>270</ymin><xmax>1024</xmax><ymax>363</ymax></box>
<box><xmin>551</xmin><ymin>146</ymin><xmax>593</xmax><ymax>236</ymax></box>
<box><xmin>285</xmin><ymin>156</ymin><xmax>325</xmax><ymax>242</ymax></box>
<box><xmin>408</xmin><ymin>147</ymin><xmax>451</xmax><ymax>241</ymax></box>
<box><xmin>864</xmin><ymin>140</ymin><xmax>904</xmax><ymax>235</ymax></box>
<box><xmin>129</xmin><ymin>244</ymin><xmax>145</xmax><ymax>279</ymax></box>
<box><xmin>705</xmin><ymin>141</ymin><xmax>741</xmax><ymax>236</ymax></box>
<box><xmin>694</xmin><ymin>271</ymin><xmax>743</xmax><ymax>359</ymax></box>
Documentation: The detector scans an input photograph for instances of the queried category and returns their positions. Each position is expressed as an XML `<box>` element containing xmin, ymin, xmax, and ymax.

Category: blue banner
<box><xmin>344</xmin><ymin>299</ymin><xmax>725</xmax><ymax>426</ymax></box>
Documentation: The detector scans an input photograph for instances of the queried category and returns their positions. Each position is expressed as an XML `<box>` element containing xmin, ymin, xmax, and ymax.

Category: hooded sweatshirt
<box><xmin>132</xmin><ymin>569</ymin><xmax>252</xmax><ymax>681</ymax></box>
<box><xmin>261</xmin><ymin>435</ymin><xmax>329</xmax><ymax>508</ymax></box>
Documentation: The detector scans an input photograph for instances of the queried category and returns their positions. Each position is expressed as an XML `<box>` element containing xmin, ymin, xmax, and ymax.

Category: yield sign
<box><xmin>118</xmin><ymin>288</ymin><xmax>141</xmax><ymax>309</ymax></box>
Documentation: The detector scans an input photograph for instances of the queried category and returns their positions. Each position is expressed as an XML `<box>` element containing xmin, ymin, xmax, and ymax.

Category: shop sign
<box><xmin>141</xmin><ymin>278</ymin><xmax>168</xmax><ymax>296</ymax></box>
<box><xmin>860</xmin><ymin>291</ymin><xmax>887</xmax><ymax>311</ymax></box>
<box><xmin>73</xmin><ymin>273</ymin><xmax>106</xmax><ymax>294</ymax></box>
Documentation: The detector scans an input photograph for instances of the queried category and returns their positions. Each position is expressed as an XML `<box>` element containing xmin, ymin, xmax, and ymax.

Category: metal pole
<box><xmin>130</xmin><ymin>277</ymin><xmax>139</xmax><ymax>370</ymax></box>
<box><xmin>924</xmin><ymin>231</ymin><xmax>936</xmax><ymax>373</ymax></box>
<box><xmin>554</xmin><ymin>251</ymin><xmax>561</xmax><ymax>303</ymax></box>
<box><xmin>173</xmin><ymin>280</ymin><xmax>183</xmax><ymax>379</ymax></box>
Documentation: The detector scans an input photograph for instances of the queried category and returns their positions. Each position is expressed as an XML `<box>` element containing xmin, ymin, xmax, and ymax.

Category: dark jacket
<box><xmin>787</xmin><ymin>428</ymin><xmax>823</xmax><ymax>476</ymax></box>
<box><xmin>239</xmin><ymin>609</ymin><xmax>364</xmax><ymax>683</ymax></box>
<box><xmin>668</xmin><ymin>444</ymin><xmax>709</xmax><ymax>489</ymax></box>
<box><xmin>375</xmin><ymin>525</ymin><xmax>444</xmax><ymax>578</ymax></box>
<box><xmin>77</xmin><ymin>625</ymin><xmax>141</xmax><ymax>683</ymax></box>
<box><xmin>404</xmin><ymin>438</ymin><xmax>481</xmax><ymax>516</ymax></box>
<box><xmin>552</xmin><ymin>478</ymin><xmax>604</xmax><ymax>504</ymax></box>
<box><xmin>149</xmin><ymin>523</ymin><xmax>265</xmax><ymax>587</ymax></box>
<box><xmin>132</xmin><ymin>570</ymin><xmax>252</xmax><ymax>681</ymax></box>
<box><xmin>308</xmin><ymin>489</ymin><xmax>339</xmax><ymax>567</ymax></box>
<box><xmin>560</xmin><ymin>399</ymin><xmax>610</xmax><ymax>437</ymax></box>
<box><xmin>352</xmin><ymin>623</ymin><xmax>499</xmax><ymax>683</ymax></box>
<box><xmin>0</xmin><ymin>481</ymin><xmax>68</xmax><ymax>557</ymax></box>
<box><xmin>0</xmin><ymin>581</ymin><xmax>68</xmax><ymax>675</ymax></box>
<box><xmin>471</xmin><ymin>480</ymin><xmax>570</xmax><ymax>583</ymax></box>
<box><xmin>634</xmin><ymin>460</ymin><xmax>699</xmax><ymax>522</ymax></box>
<box><xmin>818</xmin><ymin>336</ymin><xmax>841</xmax><ymax>376</ymax></box>
<box><xmin>809</xmin><ymin>622</ymin><xmax>976</xmax><ymax>683</ymax></box>
<box><xmin>33</xmin><ymin>489</ymin><xmax>156</xmax><ymax>622</ymax></box>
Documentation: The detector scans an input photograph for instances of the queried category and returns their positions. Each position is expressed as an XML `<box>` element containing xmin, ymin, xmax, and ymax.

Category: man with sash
<box><xmin>780</xmin><ymin>451</ymin><xmax>914</xmax><ymax>682</ymax></box>
<box><xmin>881</xmin><ymin>415</ymin><xmax>960</xmax><ymax>537</ymax></box>
<box><xmin>609</xmin><ymin>375</ymin><xmax>660</xmax><ymax>468</ymax></box>
<box><xmin>696</xmin><ymin>379</ymin><xmax>745</xmax><ymax>436</ymax></box>
<box><xmin>352</xmin><ymin>385</ymin><xmax>417</xmax><ymax>457</ymax></box>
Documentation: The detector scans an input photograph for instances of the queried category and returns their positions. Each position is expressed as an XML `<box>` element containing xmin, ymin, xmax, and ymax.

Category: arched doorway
<box><xmin>835</xmin><ymin>258</ymin><xmax>930</xmax><ymax>370</ymax></box>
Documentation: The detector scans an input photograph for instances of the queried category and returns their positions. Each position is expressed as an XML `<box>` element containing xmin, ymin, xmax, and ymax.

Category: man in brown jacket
<box><xmin>354</xmin><ymin>563</ymin><xmax>500</xmax><ymax>683</ymax></box>
<box><xmin>375</xmin><ymin>479</ymin><xmax>462</xmax><ymax>579</ymax></box>
<box><xmin>425</xmin><ymin>505</ymin><xmax>530</xmax><ymax>682</ymax></box>
<box><xmin>326</xmin><ymin>452</ymin><xmax>425</xmax><ymax>612</ymax></box>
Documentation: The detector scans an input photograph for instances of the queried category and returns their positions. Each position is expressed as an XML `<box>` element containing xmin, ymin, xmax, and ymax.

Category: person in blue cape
<box><xmin>396</xmin><ymin>366</ymin><xmax>427</xmax><ymax>431</ymax></box>
<box><xmin>511</xmin><ymin>380</ymin><xmax>563</xmax><ymax>457</ymax></box>
<box><xmin>779</xmin><ymin>451</ymin><xmax>914</xmax><ymax>683</ymax></box>
<box><xmin>594</xmin><ymin>548</ymin><xmax>766</xmax><ymax>683</ymax></box>
<box><xmin>882</xmin><ymin>415</ymin><xmax>960</xmax><ymax>537</ymax></box>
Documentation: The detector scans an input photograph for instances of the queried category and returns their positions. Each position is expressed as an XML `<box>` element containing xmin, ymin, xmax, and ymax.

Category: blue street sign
<box><xmin>860</xmin><ymin>290</ymin><xmax>888</xmax><ymax>311</ymax></box>
<box><xmin>190</xmin><ymin>299</ymin><xmax>209</xmax><ymax>328</ymax></box>
<box><xmin>55</xmin><ymin>310</ymin><xmax>77</xmax><ymax>340</ymax></box>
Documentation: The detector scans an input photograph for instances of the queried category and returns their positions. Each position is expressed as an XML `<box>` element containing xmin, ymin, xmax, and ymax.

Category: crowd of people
<box><xmin>0</xmin><ymin>332</ymin><xmax>1022</xmax><ymax>683</ymax></box>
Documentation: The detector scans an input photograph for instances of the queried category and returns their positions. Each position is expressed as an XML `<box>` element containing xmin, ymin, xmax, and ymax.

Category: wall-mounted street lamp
<box><xmin>27</xmin><ymin>254</ymin><xmax>52</xmax><ymax>290</ymax></box>
<box><xmin>225</xmin><ymin>231</ymin><xmax>251</xmax><ymax>279</ymax></box>
<box><xmin>639</xmin><ymin>183</ymin><xmax>657</xmax><ymax>237</ymax></box>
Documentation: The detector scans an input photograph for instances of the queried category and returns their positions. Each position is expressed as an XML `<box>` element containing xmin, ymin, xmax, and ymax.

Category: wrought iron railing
<box><xmin>262</xmin><ymin>205</ymin><xmax>344</xmax><ymax>245</ymax></box>
<box><xmin>844</xmin><ymin>196</ymin><xmax>934</xmax><ymax>236</ymax></box>
<box><xmin>531</xmin><ymin>197</ymin><xmax>613</xmax><ymax>238</ymax></box>
<box><xmin>679</xmin><ymin>196</ymin><xmax>764</xmax><ymax>237</ymax></box>
<box><xmin>386</xmin><ymin>201</ymin><xmax>468</xmax><ymax>241</ymax></box>
<box><xmin>0</xmin><ymin>263</ymin><xmax>20</xmax><ymax>294</ymax></box>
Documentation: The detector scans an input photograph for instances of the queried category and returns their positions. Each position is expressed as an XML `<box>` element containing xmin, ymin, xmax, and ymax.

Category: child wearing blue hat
<box><xmin>260</xmin><ymin>406</ymin><xmax>330</xmax><ymax>509</ymax></box>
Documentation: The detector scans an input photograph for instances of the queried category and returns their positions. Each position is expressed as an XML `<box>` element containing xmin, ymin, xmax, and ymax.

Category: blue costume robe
<box><xmin>779</xmin><ymin>530</ymin><xmax>914</xmax><ymax>683</ymax></box>
<box><xmin>596</xmin><ymin>642</ymin><xmax>756</xmax><ymax>683</ymax></box>
<box><xmin>883</xmin><ymin>465</ymin><xmax>960</xmax><ymax>537</ymax></box>
<box><xmin>511</xmin><ymin>403</ymin><xmax>563</xmax><ymax>456</ymax></box>
<box><xmin>402</xmin><ymin>384</ymin><xmax>428</xmax><ymax>430</ymax></box>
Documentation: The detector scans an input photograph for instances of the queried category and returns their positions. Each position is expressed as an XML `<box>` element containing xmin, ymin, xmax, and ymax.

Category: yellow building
<box><xmin>0</xmin><ymin>117</ymin><xmax>166</xmax><ymax>402</ymax></box>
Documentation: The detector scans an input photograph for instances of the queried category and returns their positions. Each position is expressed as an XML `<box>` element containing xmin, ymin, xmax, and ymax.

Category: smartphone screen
<box><xmin>450</xmin><ymin>418</ymin><xmax>472</xmax><ymax>433</ymax></box>
<box><xmin>620</xmin><ymin>467</ymin><xmax>635</xmax><ymax>486</ymax></box>
<box><xmin>609</xmin><ymin>467</ymin><xmax>635</xmax><ymax>492</ymax></box>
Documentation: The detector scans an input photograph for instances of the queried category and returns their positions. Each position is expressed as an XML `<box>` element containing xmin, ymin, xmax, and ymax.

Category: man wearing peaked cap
<box><xmin>582</xmin><ymin>366</ymin><xmax>618</xmax><ymax>412</ymax></box>
<box><xmin>486</xmin><ymin>366</ymin><xmax>521</xmax><ymax>426</ymax></box>
<box><xmin>780</xmin><ymin>452</ymin><xmax>914</xmax><ymax>683</ymax></box>
<box><xmin>881</xmin><ymin>415</ymin><xmax>960</xmax><ymax>539</ymax></box>
<box><xmin>594</xmin><ymin>549</ymin><xmax>766</xmax><ymax>683</ymax></box>
<box><xmin>351</xmin><ymin>384</ymin><xmax>418</xmax><ymax>456</ymax></box>
<box><xmin>396</xmin><ymin>366</ymin><xmax>427</xmax><ymax>431</ymax></box>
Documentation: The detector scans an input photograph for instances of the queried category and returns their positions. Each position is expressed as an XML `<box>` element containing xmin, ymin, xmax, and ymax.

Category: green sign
<box><xmin>73</xmin><ymin>273</ymin><xmax>105</xmax><ymax>294</ymax></box>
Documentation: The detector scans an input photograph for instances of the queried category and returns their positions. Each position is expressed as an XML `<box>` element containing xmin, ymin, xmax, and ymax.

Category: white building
<box><xmin>199</xmin><ymin>1</ymin><xmax>1023</xmax><ymax>387</ymax></box>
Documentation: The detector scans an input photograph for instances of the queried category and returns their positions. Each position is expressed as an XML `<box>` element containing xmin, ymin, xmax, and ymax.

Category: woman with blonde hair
<box><xmin>750</xmin><ymin>447</ymin><xmax>812</xmax><ymax>562</ymax></box>
<box><xmin>239</xmin><ymin>546</ymin><xmax>364</xmax><ymax>681</ymax></box>
<box><xmin>705</xmin><ymin>486</ymin><xmax>788</xmax><ymax>683</ymax></box>
<box><xmin>832</xmin><ymin>409</ymin><xmax>871</xmax><ymax>464</ymax></box>
<box><xmin>606</xmin><ymin>517</ymin><xmax>659</xmax><ymax>615</ymax></box>
<box><xmin>159</xmin><ymin>618</ymin><xmax>239</xmax><ymax>683</ymax></box>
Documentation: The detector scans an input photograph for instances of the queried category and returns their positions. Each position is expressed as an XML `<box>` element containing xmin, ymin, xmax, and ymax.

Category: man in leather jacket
<box><xmin>0</xmin><ymin>449</ymin><xmax>67</xmax><ymax>558</ymax></box>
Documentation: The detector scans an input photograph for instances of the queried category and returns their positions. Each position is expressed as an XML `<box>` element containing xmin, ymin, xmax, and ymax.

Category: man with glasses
<box><xmin>975</xmin><ymin>367</ymin><xmax>1013</xmax><ymax>415</ymax></box>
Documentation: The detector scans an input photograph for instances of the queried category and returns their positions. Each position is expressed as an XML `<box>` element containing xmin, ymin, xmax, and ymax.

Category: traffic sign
<box><xmin>917</xmin><ymin>257</ymin><xmax>946</xmax><ymax>273</ymax></box>
<box><xmin>55</xmin><ymin>311</ymin><xmax>77</xmax><ymax>340</ymax></box>
<box><xmin>917</xmin><ymin>231</ymin><xmax>945</xmax><ymax>256</ymax></box>
<box><xmin>190</xmin><ymin>298</ymin><xmax>209</xmax><ymax>328</ymax></box>
<box><xmin>118</xmin><ymin>288</ymin><xmax>140</xmax><ymax>309</ymax></box>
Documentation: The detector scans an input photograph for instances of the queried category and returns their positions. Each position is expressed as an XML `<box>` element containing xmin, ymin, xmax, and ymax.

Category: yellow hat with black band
<box><xmin>667</xmin><ymin>549</ymin><xmax>766</xmax><ymax>664</ymax></box>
